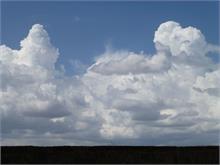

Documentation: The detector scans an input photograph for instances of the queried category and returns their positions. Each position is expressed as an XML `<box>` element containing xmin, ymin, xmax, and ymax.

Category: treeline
<box><xmin>1</xmin><ymin>146</ymin><xmax>219</xmax><ymax>164</ymax></box>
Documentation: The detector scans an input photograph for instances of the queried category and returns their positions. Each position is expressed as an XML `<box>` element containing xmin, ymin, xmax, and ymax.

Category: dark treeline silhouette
<box><xmin>1</xmin><ymin>146</ymin><xmax>219</xmax><ymax>164</ymax></box>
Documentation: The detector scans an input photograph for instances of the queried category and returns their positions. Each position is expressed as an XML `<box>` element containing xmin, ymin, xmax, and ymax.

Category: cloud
<box><xmin>154</xmin><ymin>21</ymin><xmax>207</xmax><ymax>57</ymax></box>
<box><xmin>0</xmin><ymin>21</ymin><xmax>219</xmax><ymax>146</ymax></box>
<box><xmin>12</xmin><ymin>24</ymin><xmax>58</xmax><ymax>69</ymax></box>
<box><xmin>73</xmin><ymin>16</ymin><xmax>80</xmax><ymax>23</ymax></box>
<box><xmin>69</xmin><ymin>59</ymin><xmax>88</xmax><ymax>74</ymax></box>
<box><xmin>88</xmin><ymin>50</ymin><xmax>171</xmax><ymax>75</ymax></box>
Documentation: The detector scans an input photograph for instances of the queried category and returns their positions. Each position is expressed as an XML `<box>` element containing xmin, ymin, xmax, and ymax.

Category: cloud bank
<box><xmin>1</xmin><ymin>21</ymin><xmax>220</xmax><ymax>146</ymax></box>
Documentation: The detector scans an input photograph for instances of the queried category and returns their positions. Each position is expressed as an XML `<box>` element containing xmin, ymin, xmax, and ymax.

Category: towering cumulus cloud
<box><xmin>1</xmin><ymin>21</ymin><xmax>219</xmax><ymax>145</ymax></box>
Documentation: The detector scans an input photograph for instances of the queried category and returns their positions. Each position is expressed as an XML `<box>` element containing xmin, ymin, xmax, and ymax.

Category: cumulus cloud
<box><xmin>0</xmin><ymin>25</ymin><xmax>58</xmax><ymax>76</ymax></box>
<box><xmin>154</xmin><ymin>21</ymin><xmax>208</xmax><ymax>56</ymax></box>
<box><xmin>0</xmin><ymin>21</ymin><xmax>220</xmax><ymax>146</ymax></box>
<box><xmin>88</xmin><ymin>50</ymin><xmax>171</xmax><ymax>75</ymax></box>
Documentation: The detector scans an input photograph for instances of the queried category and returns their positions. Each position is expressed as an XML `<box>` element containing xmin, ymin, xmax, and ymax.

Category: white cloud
<box><xmin>154</xmin><ymin>21</ymin><xmax>207</xmax><ymax>57</ymax></box>
<box><xmin>88</xmin><ymin>50</ymin><xmax>171</xmax><ymax>75</ymax></box>
<box><xmin>13</xmin><ymin>24</ymin><xmax>59</xmax><ymax>69</ymax></box>
<box><xmin>1</xmin><ymin>21</ymin><xmax>219</xmax><ymax>146</ymax></box>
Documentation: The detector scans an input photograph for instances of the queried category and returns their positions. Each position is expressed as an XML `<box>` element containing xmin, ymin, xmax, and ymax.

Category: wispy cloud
<box><xmin>73</xmin><ymin>16</ymin><xmax>80</xmax><ymax>23</ymax></box>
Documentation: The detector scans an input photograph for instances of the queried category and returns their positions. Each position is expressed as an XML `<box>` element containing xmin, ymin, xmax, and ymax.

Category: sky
<box><xmin>2</xmin><ymin>1</ymin><xmax>219</xmax><ymax>74</ymax></box>
<box><xmin>0</xmin><ymin>1</ymin><xmax>220</xmax><ymax>146</ymax></box>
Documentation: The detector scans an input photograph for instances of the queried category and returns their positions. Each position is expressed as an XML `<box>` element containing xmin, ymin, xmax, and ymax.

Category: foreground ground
<box><xmin>1</xmin><ymin>146</ymin><xmax>219</xmax><ymax>164</ymax></box>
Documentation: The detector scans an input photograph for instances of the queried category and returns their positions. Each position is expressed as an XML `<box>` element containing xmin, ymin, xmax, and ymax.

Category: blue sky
<box><xmin>2</xmin><ymin>1</ymin><xmax>219</xmax><ymax>75</ymax></box>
